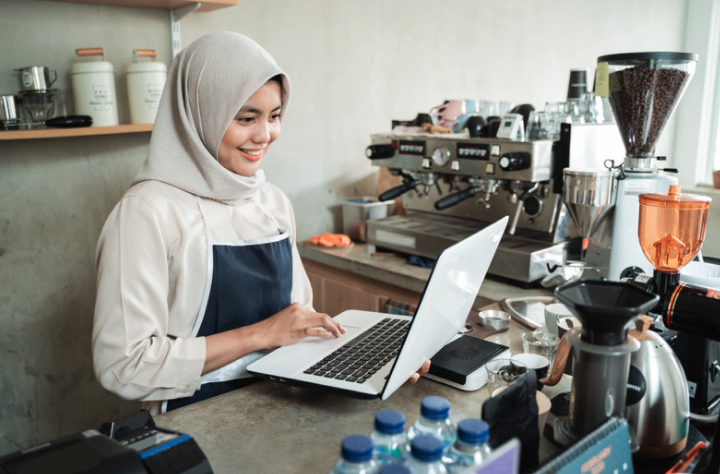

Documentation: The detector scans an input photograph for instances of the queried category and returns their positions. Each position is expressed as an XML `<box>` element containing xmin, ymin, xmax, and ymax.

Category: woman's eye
<box><xmin>236</xmin><ymin>117</ymin><xmax>253</xmax><ymax>124</ymax></box>
<box><xmin>271</xmin><ymin>113</ymin><xmax>282</xmax><ymax>121</ymax></box>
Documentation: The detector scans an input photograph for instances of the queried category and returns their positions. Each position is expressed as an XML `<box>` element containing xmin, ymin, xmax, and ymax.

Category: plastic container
<box><xmin>405</xmin><ymin>436</ymin><xmax>448</xmax><ymax>474</ymax></box>
<box><xmin>371</xmin><ymin>410</ymin><xmax>408</xmax><ymax>466</ymax></box>
<box><xmin>680</xmin><ymin>261</ymin><xmax>720</xmax><ymax>288</ymax></box>
<box><xmin>70</xmin><ymin>48</ymin><xmax>119</xmax><ymax>127</ymax></box>
<box><xmin>638</xmin><ymin>185</ymin><xmax>711</xmax><ymax>273</ymax></box>
<box><xmin>407</xmin><ymin>397</ymin><xmax>456</xmax><ymax>453</ymax></box>
<box><xmin>126</xmin><ymin>49</ymin><xmax>167</xmax><ymax>124</ymax></box>
<box><xmin>443</xmin><ymin>419</ymin><xmax>492</xmax><ymax>473</ymax></box>
<box><xmin>342</xmin><ymin>197</ymin><xmax>394</xmax><ymax>242</ymax></box>
<box><xmin>330</xmin><ymin>434</ymin><xmax>378</xmax><ymax>474</ymax></box>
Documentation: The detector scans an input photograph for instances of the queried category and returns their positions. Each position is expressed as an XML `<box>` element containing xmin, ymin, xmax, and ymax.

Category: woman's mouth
<box><xmin>239</xmin><ymin>148</ymin><xmax>264</xmax><ymax>162</ymax></box>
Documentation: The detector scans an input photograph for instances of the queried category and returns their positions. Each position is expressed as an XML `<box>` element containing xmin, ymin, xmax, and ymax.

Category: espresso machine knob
<box><xmin>366</xmin><ymin>144</ymin><xmax>395</xmax><ymax>160</ymax></box>
<box><xmin>498</xmin><ymin>152</ymin><xmax>530</xmax><ymax>171</ymax></box>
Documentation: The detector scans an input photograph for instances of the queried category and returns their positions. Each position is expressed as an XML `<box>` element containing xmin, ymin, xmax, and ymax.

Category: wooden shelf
<box><xmin>0</xmin><ymin>124</ymin><xmax>153</xmax><ymax>141</ymax></box>
<box><xmin>44</xmin><ymin>0</ymin><xmax>237</xmax><ymax>12</ymax></box>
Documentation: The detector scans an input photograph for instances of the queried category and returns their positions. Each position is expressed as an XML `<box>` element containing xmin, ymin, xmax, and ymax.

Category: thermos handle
<box><xmin>538</xmin><ymin>329</ymin><xmax>574</xmax><ymax>386</ymax></box>
<box><xmin>134</xmin><ymin>49</ymin><xmax>157</xmax><ymax>60</ymax></box>
<box><xmin>76</xmin><ymin>48</ymin><xmax>105</xmax><ymax>58</ymax></box>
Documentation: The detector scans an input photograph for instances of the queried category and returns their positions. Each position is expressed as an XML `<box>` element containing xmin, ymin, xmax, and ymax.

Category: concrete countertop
<box><xmin>155</xmin><ymin>309</ymin><xmax>571</xmax><ymax>474</ymax></box>
<box><xmin>298</xmin><ymin>242</ymin><xmax>552</xmax><ymax>307</ymax></box>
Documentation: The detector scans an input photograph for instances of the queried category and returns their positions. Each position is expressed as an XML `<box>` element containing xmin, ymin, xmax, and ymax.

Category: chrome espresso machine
<box><xmin>364</xmin><ymin>121</ymin><xmax>624</xmax><ymax>285</ymax></box>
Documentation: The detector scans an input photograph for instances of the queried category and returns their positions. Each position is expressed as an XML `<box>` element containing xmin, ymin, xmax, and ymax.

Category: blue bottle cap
<box><xmin>420</xmin><ymin>396</ymin><xmax>450</xmax><ymax>420</ymax></box>
<box><xmin>457</xmin><ymin>418</ymin><xmax>489</xmax><ymax>445</ymax></box>
<box><xmin>411</xmin><ymin>435</ymin><xmax>444</xmax><ymax>462</ymax></box>
<box><xmin>375</xmin><ymin>409</ymin><xmax>406</xmax><ymax>435</ymax></box>
<box><xmin>341</xmin><ymin>434</ymin><xmax>374</xmax><ymax>463</ymax></box>
<box><xmin>379</xmin><ymin>464</ymin><xmax>413</xmax><ymax>474</ymax></box>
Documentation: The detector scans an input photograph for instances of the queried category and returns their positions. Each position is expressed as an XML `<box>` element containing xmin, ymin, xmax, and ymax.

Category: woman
<box><xmin>92</xmin><ymin>31</ymin><xmax>428</xmax><ymax>415</ymax></box>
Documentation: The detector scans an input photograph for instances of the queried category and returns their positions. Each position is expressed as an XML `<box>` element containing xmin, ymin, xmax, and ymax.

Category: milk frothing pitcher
<box><xmin>15</xmin><ymin>66</ymin><xmax>57</xmax><ymax>91</ymax></box>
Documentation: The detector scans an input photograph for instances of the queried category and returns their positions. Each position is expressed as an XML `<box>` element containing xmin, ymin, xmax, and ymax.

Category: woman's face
<box><xmin>218</xmin><ymin>80</ymin><xmax>282</xmax><ymax>177</ymax></box>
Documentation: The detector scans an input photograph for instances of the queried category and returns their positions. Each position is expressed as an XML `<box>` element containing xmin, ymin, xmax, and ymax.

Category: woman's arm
<box><xmin>93</xmin><ymin>195</ymin><xmax>205</xmax><ymax>401</ymax></box>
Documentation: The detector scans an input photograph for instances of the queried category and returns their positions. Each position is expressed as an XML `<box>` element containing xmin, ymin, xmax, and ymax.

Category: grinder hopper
<box><xmin>598</xmin><ymin>52</ymin><xmax>697</xmax><ymax>160</ymax></box>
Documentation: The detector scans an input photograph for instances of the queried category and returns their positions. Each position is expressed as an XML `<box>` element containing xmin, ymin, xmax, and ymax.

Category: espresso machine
<box><xmin>364</xmin><ymin>120</ymin><xmax>624</xmax><ymax>285</ymax></box>
<box><xmin>580</xmin><ymin>52</ymin><xmax>698</xmax><ymax>281</ymax></box>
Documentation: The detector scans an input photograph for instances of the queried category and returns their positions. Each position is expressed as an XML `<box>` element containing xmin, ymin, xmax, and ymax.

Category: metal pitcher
<box><xmin>626</xmin><ymin>316</ymin><xmax>690</xmax><ymax>458</ymax></box>
<box><xmin>15</xmin><ymin>66</ymin><xmax>57</xmax><ymax>91</ymax></box>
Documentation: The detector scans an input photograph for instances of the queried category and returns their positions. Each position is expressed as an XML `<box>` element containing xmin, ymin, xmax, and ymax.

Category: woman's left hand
<box><xmin>402</xmin><ymin>359</ymin><xmax>431</xmax><ymax>386</ymax></box>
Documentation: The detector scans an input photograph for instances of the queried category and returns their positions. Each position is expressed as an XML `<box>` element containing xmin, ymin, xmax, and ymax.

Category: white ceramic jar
<box><xmin>126</xmin><ymin>49</ymin><xmax>167</xmax><ymax>124</ymax></box>
<box><xmin>70</xmin><ymin>48</ymin><xmax>119</xmax><ymax>127</ymax></box>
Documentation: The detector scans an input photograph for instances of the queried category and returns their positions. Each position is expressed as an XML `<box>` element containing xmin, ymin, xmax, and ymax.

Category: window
<box><xmin>673</xmin><ymin>0</ymin><xmax>720</xmax><ymax>189</ymax></box>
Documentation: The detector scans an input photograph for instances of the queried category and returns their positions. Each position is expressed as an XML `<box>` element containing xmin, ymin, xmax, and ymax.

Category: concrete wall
<box><xmin>0</xmin><ymin>0</ymin><xmax>689</xmax><ymax>456</ymax></box>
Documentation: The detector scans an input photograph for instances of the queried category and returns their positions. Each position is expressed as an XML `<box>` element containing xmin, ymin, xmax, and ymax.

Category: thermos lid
<box><xmin>126</xmin><ymin>61</ymin><xmax>167</xmax><ymax>74</ymax></box>
<box><xmin>71</xmin><ymin>48</ymin><xmax>115</xmax><ymax>75</ymax></box>
<box><xmin>639</xmin><ymin>185</ymin><xmax>711</xmax><ymax>210</ymax></box>
<box><xmin>126</xmin><ymin>49</ymin><xmax>166</xmax><ymax>75</ymax></box>
<box><xmin>70</xmin><ymin>61</ymin><xmax>114</xmax><ymax>74</ymax></box>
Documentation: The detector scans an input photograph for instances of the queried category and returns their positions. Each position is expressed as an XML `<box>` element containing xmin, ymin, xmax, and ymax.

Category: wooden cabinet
<box><xmin>302</xmin><ymin>258</ymin><xmax>421</xmax><ymax>316</ymax></box>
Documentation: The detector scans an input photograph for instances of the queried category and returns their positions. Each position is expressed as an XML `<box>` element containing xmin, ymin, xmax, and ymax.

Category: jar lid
<box><xmin>70</xmin><ymin>61</ymin><xmax>114</xmax><ymax>74</ymax></box>
<box><xmin>639</xmin><ymin>185</ymin><xmax>711</xmax><ymax>210</ymax></box>
<box><xmin>126</xmin><ymin>61</ymin><xmax>167</xmax><ymax>74</ymax></box>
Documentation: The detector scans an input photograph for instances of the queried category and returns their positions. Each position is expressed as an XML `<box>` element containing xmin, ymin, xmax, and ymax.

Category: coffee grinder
<box><xmin>626</xmin><ymin>185</ymin><xmax>720</xmax><ymax>417</ymax></box>
<box><xmin>585</xmin><ymin>52</ymin><xmax>698</xmax><ymax>281</ymax></box>
<box><xmin>561</xmin><ymin>168</ymin><xmax>617</xmax><ymax>278</ymax></box>
<box><xmin>542</xmin><ymin>279</ymin><xmax>659</xmax><ymax>446</ymax></box>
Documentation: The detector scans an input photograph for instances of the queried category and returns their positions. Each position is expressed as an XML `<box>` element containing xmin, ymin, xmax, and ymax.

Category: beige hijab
<box><xmin>133</xmin><ymin>31</ymin><xmax>290</xmax><ymax>204</ymax></box>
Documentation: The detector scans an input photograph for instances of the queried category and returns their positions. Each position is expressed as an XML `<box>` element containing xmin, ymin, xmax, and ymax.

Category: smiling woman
<box><xmin>91</xmin><ymin>32</ymin><xmax>348</xmax><ymax>415</ymax></box>
<box><xmin>90</xmin><ymin>31</ymin><xmax>428</xmax><ymax>416</ymax></box>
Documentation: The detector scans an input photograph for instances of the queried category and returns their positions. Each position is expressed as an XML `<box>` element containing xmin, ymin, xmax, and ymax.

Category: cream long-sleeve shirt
<box><xmin>92</xmin><ymin>180</ymin><xmax>313</xmax><ymax>414</ymax></box>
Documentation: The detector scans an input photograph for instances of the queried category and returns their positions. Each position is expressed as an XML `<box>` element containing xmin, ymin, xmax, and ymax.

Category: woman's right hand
<box><xmin>258</xmin><ymin>303</ymin><xmax>346</xmax><ymax>350</ymax></box>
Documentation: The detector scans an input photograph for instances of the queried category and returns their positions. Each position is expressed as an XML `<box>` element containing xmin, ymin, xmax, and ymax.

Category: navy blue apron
<box><xmin>164</xmin><ymin>197</ymin><xmax>293</xmax><ymax>412</ymax></box>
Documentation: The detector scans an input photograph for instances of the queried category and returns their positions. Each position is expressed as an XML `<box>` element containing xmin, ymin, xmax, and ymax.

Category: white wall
<box><xmin>181</xmin><ymin>0</ymin><xmax>689</xmax><ymax>240</ymax></box>
<box><xmin>0</xmin><ymin>0</ymin><xmax>688</xmax><ymax>455</ymax></box>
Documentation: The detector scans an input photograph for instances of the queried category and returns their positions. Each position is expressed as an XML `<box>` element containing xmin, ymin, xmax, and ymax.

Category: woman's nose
<box><xmin>252</xmin><ymin>121</ymin><xmax>272</xmax><ymax>144</ymax></box>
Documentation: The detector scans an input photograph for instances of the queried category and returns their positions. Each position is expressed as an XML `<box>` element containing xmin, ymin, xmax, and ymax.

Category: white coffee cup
<box><xmin>511</xmin><ymin>353</ymin><xmax>550</xmax><ymax>390</ymax></box>
<box><xmin>544</xmin><ymin>303</ymin><xmax>573</xmax><ymax>336</ymax></box>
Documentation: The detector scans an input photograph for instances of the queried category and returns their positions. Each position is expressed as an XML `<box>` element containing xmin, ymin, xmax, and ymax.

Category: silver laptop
<box><xmin>247</xmin><ymin>216</ymin><xmax>508</xmax><ymax>400</ymax></box>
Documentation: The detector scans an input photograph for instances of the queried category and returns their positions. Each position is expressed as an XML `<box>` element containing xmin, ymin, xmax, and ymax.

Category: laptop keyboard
<box><xmin>302</xmin><ymin>318</ymin><xmax>410</xmax><ymax>383</ymax></box>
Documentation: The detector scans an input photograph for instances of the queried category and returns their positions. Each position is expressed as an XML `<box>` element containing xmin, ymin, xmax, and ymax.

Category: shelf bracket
<box><xmin>170</xmin><ymin>3</ymin><xmax>201</xmax><ymax>58</ymax></box>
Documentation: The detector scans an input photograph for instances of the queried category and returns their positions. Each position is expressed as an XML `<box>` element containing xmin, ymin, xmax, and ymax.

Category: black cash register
<box><xmin>0</xmin><ymin>410</ymin><xmax>212</xmax><ymax>474</ymax></box>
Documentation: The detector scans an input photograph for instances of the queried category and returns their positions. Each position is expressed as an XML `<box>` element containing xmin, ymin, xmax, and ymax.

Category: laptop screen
<box><xmin>380</xmin><ymin>216</ymin><xmax>507</xmax><ymax>399</ymax></box>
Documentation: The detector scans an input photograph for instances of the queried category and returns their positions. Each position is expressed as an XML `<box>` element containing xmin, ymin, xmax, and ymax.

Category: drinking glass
<box><xmin>485</xmin><ymin>358</ymin><xmax>528</xmax><ymax>397</ymax></box>
<box><xmin>522</xmin><ymin>329</ymin><xmax>560</xmax><ymax>367</ymax></box>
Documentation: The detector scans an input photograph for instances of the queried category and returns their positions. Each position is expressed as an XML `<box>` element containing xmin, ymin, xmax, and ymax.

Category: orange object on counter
<box><xmin>309</xmin><ymin>233</ymin><xmax>352</xmax><ymax>247</ymax></box>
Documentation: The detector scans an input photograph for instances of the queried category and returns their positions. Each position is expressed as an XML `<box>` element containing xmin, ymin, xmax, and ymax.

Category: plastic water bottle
<box><xmin>405</xmin><ymin>435</ymin><xmax>448</xmax><ymax>474</ymax></box>
<box><xmin>443</xmin><ymin>419</ymin><xmax>492</xmax><ymax>473</ymax></box>
<box><xmin>407</xmin><ymin>396</ymin><xmax>456</xmax><ymax>452</ymax></box>
<box><xmin>379</xmin><ymin>465</ymin><xmax>412</xmax><ymax>474</ymax></box>
<box><xmin>329</xmin><ymin>434</ymin><xmax>379</xmax><ymax>474</ymax></box>
<box><xmin>371</xmin><ymin>409</ymin><xmax>409</xmax><ymax>466</ymax></box>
